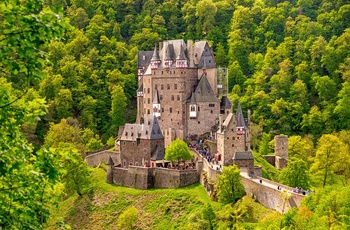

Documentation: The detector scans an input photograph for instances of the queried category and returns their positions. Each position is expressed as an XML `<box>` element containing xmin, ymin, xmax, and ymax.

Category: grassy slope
<box><xmin>46</xmin><ymin>168</ymin><xmax>278</xmax><ymax>229</ymax></box>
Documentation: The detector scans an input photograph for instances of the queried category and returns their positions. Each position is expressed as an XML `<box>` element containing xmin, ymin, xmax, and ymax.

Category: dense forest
<box><xmin>1</xmin><ymin>0</ymin><xmax>350</xmax><ymax>229</ymax></box>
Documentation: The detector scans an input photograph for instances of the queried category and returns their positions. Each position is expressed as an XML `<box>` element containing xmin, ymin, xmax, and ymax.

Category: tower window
<box><xmin>171</xmin><ymin>95</ymin><xmax>174</xmax><ymax>101</ymax></box>
<box><xmin>147</xmin><ymin>88</ymin><xmax>150</xmax><ymax>94</ymax></box>
<box><xmin>161</xmin><ymin>84</ymin><xmax>164</xmax><ymax>90</ymax></box>
<box><xmin>169</xmin><ymin>107</ymin><xmax>172</xmax><ymax>113</ymax></box>
<box><xmin>174</xmin><ymin>84</ymin><xmax>177</xmax><ymax>90</ymax></box>
<box><xmin>167</xmin><ymin>84</ymin><xmax>170</xmax><ymax>90</ymax></box>
<box><xmin>177</xmin><ymin>95</ymin><xmax>180</xmax><ymax>101</ymax></box>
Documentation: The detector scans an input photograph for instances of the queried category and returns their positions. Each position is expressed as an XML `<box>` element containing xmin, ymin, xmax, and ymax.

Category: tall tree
<box><xmin>279</xmin><ymin>157</ymin><xmax>310</xmax><ymax>190</ymax></box>
<box><xmin>216</xmin><ymin>165</ymin><xmax>245</xmax><ymax>204</ymax></box>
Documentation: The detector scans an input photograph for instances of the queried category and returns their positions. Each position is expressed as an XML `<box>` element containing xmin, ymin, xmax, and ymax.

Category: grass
<box><xmin>45</xmin><ymin>166</ymin><xmax>279</xmax><ymax>229</ymax></box>
<box><xmin>45</xmin><ymin>167</ymin><xmax>223</xmax><ymax>229</ymax></box>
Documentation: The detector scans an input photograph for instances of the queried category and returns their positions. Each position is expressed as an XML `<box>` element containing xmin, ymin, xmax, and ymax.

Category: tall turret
<box><xmin>152</xmin><ymin>90</ymin><xmax>161</xmax><ymax>118</ymax></box>
<box><xmin>176</xmin><ymin>43</ymin><xmax>188</xmax><ymax>68</ymax></box>
<box><xmin>150</xmin><ymin>45</ymin><xmax>161</xmax><ymax>69</ymax></box>
<box><xmin>164</xmin><ymin>44</ymin><xmax>173</xmax><ymax>68</ymax></box>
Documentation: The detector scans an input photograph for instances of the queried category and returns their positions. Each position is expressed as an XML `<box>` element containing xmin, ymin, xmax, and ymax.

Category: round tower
<box><xmin>106</xmin><ymin>156</ymin><xmax>114</xmax><ymax>184</ymax></box>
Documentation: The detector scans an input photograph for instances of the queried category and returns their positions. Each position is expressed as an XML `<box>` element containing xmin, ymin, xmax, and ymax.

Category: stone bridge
<box><xmin>192</xmin><ymin>149</ymin><xmax>305</xmax><ymax>214</ymax></box>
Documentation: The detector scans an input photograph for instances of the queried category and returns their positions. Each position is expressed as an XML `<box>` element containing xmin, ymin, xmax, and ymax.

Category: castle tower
<box><xmin>275</xmin><ymin>135</ymin><xmax>288</xmax><ymax>170</ymax></box>
<box><xmin>150</xmin><ymin>45</ymin><xmax>161</xmax><ymax>69</ymax></box>
<box><xmin>176</xmin><ymin>43</ymin><xmax>188</xmax><ymax>68</ymax></box>
<box><xmin>153</xmin><ymin>90</ymin><xmax>161</xmax><ymax>118</ymax></box>
<box><xmin>164</xmin><ymin>43</ymin><xmax>173</xmax><ymax>68</ymax></box>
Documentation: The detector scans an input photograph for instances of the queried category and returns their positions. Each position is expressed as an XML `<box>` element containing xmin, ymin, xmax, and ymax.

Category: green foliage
<box><xmin>117</xmin><ymin>206</ymin><xmax>139</xmax><ymax>230</ymax></box>
<box><xmin>164</xmin><ymin>138</ymin><xmax>193</xmax><ymax>163</ymax></box>
<box><xmin>279</xmin><ymin>158</ymin><xmax>310</xmax><ymax>190</ymax></box>
<box><xmin>216</xmin><ymin>165</ymin><xmax>245</xmax><ymax>204</ymax></box>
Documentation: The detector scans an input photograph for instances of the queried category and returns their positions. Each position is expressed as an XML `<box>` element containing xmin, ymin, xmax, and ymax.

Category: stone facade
<box><xmin>119</xmin><ymin>115</ymin><xmax>165</xmax><ymax>168</ymax></box>
<box><xmin>137</xmin><ymin>39</ymin><xmax>222</xmax><ymax>147</ymax></box>
<box><xmin>217</xmin><ymin>103</ymin><xmax>251</xmax><ymax>166</ymax></box>
<box><xmin>275</xmin><ymin>135</ymin><xmax>288</xmax><ymax>170</ymax></box>
<box><xmin>107</xmin><ymin>165</ymin><xmax>200</xmax><ymax>190</ymax></box>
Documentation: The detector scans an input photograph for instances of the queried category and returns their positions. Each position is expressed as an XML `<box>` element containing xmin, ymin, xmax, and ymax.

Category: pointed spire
<box><xmin>151</xmin><ymin>45</ymin><xmax>160</xmax><ymax>61</ymax></box>
<box><xmin>236</xmin><ymin>102</ymin><xmax>245</xmax><ymax>127</ymax></box>
<box><xmin>176</xmin><ymin>44</ymin><xmax>186</xmax><ymax>60</ymax></box>
<box><xmin>153</xmin><ymin>90</ymin><xmax>160</xmax><ymax>104</ymax></box>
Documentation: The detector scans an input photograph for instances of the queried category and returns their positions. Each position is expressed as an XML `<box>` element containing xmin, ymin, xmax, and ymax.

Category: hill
<box><xmin>46</xmin><ymin>167</ymin><xmax>277</xmax><ymax>229</ymax></box>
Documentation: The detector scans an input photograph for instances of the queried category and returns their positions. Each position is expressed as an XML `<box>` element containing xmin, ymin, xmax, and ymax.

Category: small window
<box><xmin>147</xmin><ymin>109</ymin><xmax>150</xmax><ymax>114</ymax></box>
<box><xmin>174</xmin><ymin>84</ymin><xmax>177</xmax><ymax>90</ymax></box>
<box><xmin>155</xmin><ymin>84</ymin><xmax>158</xmax><ymax>90</ymax></box>
<box><xmin>171</xmin><ymin>95</ymin><xmax>174</xmax><ymax>101</ymax></box>
<box><xmin>161</xmin><ymin>108</ymin><xmax>164</xmax><ymax>112</ymax></box>
<box><xmin>147</xmin><ymin>88</ymin><xmax>150</xmax><ymax>94</ymax></box>
<box><xmin>161</xmin><ymin>84</ymin><xmax>164</xmax><ymax>90</ymax></box>
<box><xmin>170</xmin><ymin>107</ymin><xmax>172</xmax><ymax>113</ymax></box>
<box><xmin>162</xmin><ymin>71</ymin><xmax>163</xmax><ymax>74</ymax></box>
<box><xmin>198</xmin><ymin>121</ymin><xmax>200</xmax><ymax>124</ymax></box>
<box><xmin>211</xmin><ymin>110</ymin><xmax>213</xmax><ymax>114</ymax></box>
<box><xmin>232</xmin><ymin>144</ymin><xmax>234</xmax><ymax>147</ymax></box>
<box><xmin>125</xmin><ymin>132</ymin><xmax>128</xmax><ymax>136</ymax></box>
<box><xmin>167</xmin><ymin>84</ymin><xmax>170</xmax><ymax>90</ymax></box>
<box><xmin>227</xmin><ymin>137</ymin><xmax>229</xmax><ymax>140</ymax></box>
<box><xmin>237</xmin><ymin>137</ymin><xmax>240</xmax><ymax>140</ymax></box>
<box><xmin>160</xmin><ymin>95</ymin><xmax>163</xmax><ymax>100</ymax></box>
<box><xmin>198</xmin><ymin>107</ymin><xmax>200</xmax><ymax>111</ymax></box>
<box><xmin>177</xmin><ymin>95</ymin><xmax>180</xmax><ymax>101</ymax></box>
<box><xmin>148</xmin><ymin>98</ymin><xmax>150</xmax><ymax>104</ymax></box>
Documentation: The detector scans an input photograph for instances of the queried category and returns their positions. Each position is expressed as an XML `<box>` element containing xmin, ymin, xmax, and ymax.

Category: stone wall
<box><xmin>109</xmin><ymin>166</ymin><xmax>199</xmax><ymax>190</ymax></box>
<box><xmin>85</xmin><ymin>150</ymin><xmax>120</xmax><ymax>167</ymax></box>
<box><xmin>263</xmin><ymin>155</ymin><xmax>275</xmax><ymax>166</ymax></box>
<box><xmin>241</xmin><ymin>175</ymin><xmax>304</xmax><ymax>213</ymax></box>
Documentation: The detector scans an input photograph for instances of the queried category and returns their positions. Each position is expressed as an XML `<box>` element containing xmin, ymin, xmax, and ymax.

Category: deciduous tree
<box><xmin>164</xmin><ymin>138</ymin><xmax>193</xmax><ymax>164</ymax></box>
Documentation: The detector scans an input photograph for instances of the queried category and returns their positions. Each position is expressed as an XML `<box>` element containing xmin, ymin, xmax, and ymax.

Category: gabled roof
<box><xmin>190</xmin><ymin>74</ymin><xmax>220</xmax><ymax>102</ymax></box>
<box><xmin>196</xmin><ymin>42</ymin><xmax>216</xmax><ymax>68</ymax></box>
<box><xmin>233</xmin><ymin>151</ymin><xmax>254</xmax><ymax>160</ymax></box>
<box><xmin>153</xmin><ymin>90</ymin><xmax>160</xmax><ymax>104</ymax></box>
<box><xmin>236</xmin><ymin>102</ymin><xmax>246</xmax><ymax>127</ymax></box>
<box><xmin>150</xmin><ymin>145</ymin><xmax>164</xmax><ymax>161</ymax></box>
<box><xmin>120</xmin><ymin>115</ymin><xmax>164</xmax><ymax>141</ymax></box>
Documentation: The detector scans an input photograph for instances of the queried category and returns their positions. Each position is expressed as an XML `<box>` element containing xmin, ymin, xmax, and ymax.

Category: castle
<box><xmin>83</xmin><ymin>39</ymin><xmax>305</xmax><ymax>213</ymax></box>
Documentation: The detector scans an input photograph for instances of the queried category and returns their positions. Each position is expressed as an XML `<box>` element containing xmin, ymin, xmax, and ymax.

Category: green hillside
<box><xmin>46</xmin><ymin>168</ymin><xmax>276</xmax><ymax>229</ymax></box>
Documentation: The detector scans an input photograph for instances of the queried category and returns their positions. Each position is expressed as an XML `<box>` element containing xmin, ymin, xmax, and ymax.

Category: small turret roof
<box><xmin>151</xmin><ymin>45</ymin><xmax>160</xmax><ymax>61</ymax></box>
<box><xmin>236</xmin><ymin>102</ymin><xmax>246</xmax><ymax>127</ymax></box>
<box><xmin>153</xmin><ymin>90</ymin><xmax>160</xmax><ymax>104</ymax></box>
<box><xmin>176</xmin><ymin>43</ymin><xmax>187</xmax><ymax>60</ymax></box>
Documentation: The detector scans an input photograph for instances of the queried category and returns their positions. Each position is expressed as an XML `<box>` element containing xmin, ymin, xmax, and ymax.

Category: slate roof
<box><xmin>236</xmin><ymin>102</ymin><xmax>246</xmax><ymax>127</ymax></box>
<box><xmin>176</xmin><ymin>43</ymin><xmax>187</xmax><ymax>60</ymax></box>
<box><xmin>220</xmin><ymin>96</ymin><xmax>231</xmax><ymax>109</ymax></box>
<box><xmin>189</xmin><ymin>74</ymin><xmax>220</xmax><ymax>102</ymax></box>
<box><xmin>137</xmin><ymin>39</ymin><xmax>216</xmax><ymax>70</ymax></box>
<box><xmin>120</xmin><ymin>115</ymin><xmax>164</xmax><ymax>141</ymax></box>
<box><xmin>150</xmin><ymin>145</ymin><xmax>165</xmax><ymax>161</ymax></box>
<box><xmin>233</xmin><ymin>151</ymin><xmax>254</xmax><ymax>160</ymax></box>
<box><xmin>151</xmin><ymin>45</ymin><xmax>160</xmax><ymax>61</ymax></box>
<box><xmin>137</xmin><ymin>51</ymin><xmax>153</xmax><ymax>68</ymax></box>
<box><xmin>153</xmin><ymin>90</ymin><xmax>160</xmax><ymax>104</ymax></box>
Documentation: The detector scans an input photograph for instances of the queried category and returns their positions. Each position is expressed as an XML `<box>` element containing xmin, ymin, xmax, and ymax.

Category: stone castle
<box><xmin>85</xmin><ymin>39</ymin><xmax>302</xmax><ymax>213</ymax></box>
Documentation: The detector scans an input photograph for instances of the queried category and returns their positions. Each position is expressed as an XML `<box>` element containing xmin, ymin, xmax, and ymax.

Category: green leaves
<box><xmin>164</xmin><ymin>138</ymin><xmax>193</xmax><ymax>163</ymax></box>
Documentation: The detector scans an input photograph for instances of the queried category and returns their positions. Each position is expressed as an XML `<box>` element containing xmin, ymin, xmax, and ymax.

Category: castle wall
<box><xmin>241</xmin><ymin>175</ymin><xmax>304</xmax><ymax>213</ymax></box>
<box><xmin>263</xmin><ymin>155</ymin><xmax>276</xmax><ymax>166</ymax></box>
<box><xmin>110</xmin><ymin>166</ymin><xmax>199</xmax><ymax>190</ymax></box>
<box><xmin>85</xmin><ymin>150</ymin><xmax>120</xmax><ymax>167</ymax></box>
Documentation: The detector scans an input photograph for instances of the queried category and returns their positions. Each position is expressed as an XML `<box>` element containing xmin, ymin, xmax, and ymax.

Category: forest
<box><xmin>1</xmin><ymin>0</ymin><xmax>350</xmax><ymax>229</ymax></box>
